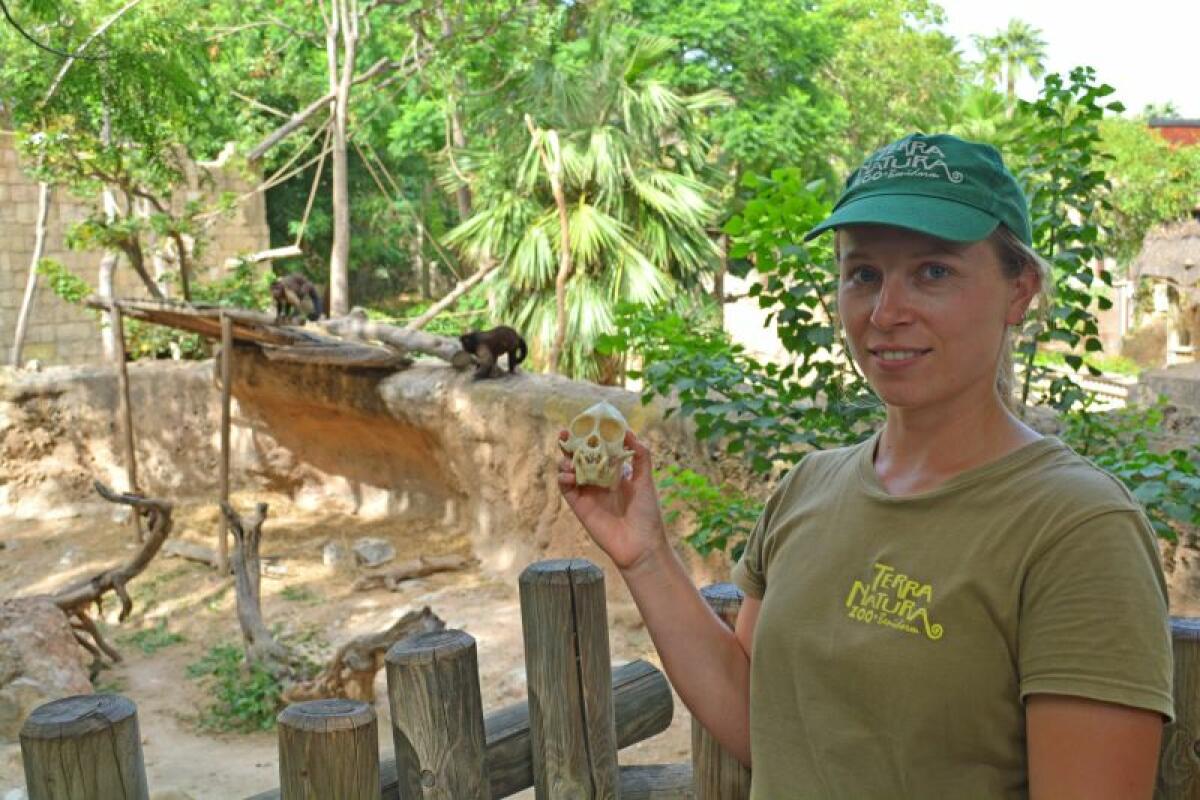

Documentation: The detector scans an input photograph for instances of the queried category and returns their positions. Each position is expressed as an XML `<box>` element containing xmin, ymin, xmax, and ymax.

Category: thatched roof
<box><xmin>1131</xmin><ymin>218</ymin><xmax>1200</xmax><ymax>288</ymax></box>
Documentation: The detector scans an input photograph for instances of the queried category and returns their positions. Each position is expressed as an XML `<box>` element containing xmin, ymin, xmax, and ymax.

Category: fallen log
<box><xmin>248</xmin><ymin>658</ymin><xmax>674</xmax><ymax>800</ymax></box>
<box><xmin>317</xmin><ymin>309</ymin><xmax>472</xmax><ymax>367</ymax></box>
<box><xmin>163</xmin><ymin>538</ymin><xmax>223</xmax><ymax>569</ymax></box>
<box><xmin>352</xmin><ymin>554</ymin><xmax>471</xmax><ymax>592</ymax></box>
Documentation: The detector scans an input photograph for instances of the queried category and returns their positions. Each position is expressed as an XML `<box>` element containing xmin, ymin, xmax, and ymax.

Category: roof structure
<box><xmin>1131</xmin><ymin>218</ymin><xmax>1200</xmax><ymax>289</ymax></box>
<box><xmin>1149</xmin><ymin>118</ymin><xmax>1200</xmax><ymax>146</ymax></box>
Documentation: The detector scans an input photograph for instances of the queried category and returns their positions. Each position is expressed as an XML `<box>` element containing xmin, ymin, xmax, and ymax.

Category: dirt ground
<box><xmin>0</xmin><ymin>493</ymin><xmax>695</xmax><ymax>799</ymax></box>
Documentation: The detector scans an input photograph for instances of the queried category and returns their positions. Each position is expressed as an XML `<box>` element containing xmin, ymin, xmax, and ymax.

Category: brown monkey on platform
<box><xmin>271</xmin><ymin>274</ymin><xmax>324</xmax><ymax>324</ymax></box>
<box><xmin>459</xmin><ymin>326</ymin><xmax>528</xmax><ymax>379</ymax></box>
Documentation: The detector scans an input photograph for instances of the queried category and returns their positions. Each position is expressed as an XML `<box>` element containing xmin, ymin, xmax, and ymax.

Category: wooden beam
<box><xmin>110</xmin><ymin>304</ymin><xmax>142</xmax><ymax>542</ymax></box>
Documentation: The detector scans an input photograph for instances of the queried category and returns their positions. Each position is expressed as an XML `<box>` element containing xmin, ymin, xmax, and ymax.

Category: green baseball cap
<box><xmin>804</xmin><ymin>132</ymin><xmax>1032</xmax><ymax>246</ymax></box>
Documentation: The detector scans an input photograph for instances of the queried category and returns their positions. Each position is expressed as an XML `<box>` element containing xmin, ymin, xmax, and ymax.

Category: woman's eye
<box><xmin>846</xmin><ymin>265</ymin><xmax>880</xmax><ymax>284</ymax></box>
<box><xmin>921</xmin><ymin>263</ymin><xmax>951</xmax><ymax>280</ymax></box>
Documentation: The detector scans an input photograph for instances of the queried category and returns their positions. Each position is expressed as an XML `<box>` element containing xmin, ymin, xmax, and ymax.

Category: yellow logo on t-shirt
<box><xmin>845</xmin><ymin>562</ymin><xmax>944</xmax><ymax>641</ymax></box>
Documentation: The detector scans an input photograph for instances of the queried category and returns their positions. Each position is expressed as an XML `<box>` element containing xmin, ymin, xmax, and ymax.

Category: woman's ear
<box><xmin>1005</xmin><ymin>264</ymin><xmax>1041</xmax><ymax>326</ymax></box>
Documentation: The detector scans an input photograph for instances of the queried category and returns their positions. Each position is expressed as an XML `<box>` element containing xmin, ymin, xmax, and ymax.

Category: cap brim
<box><xmin>803</xmin><ymin>194</ymin><xmax>1000</xmax><ymax>243</ymax></box>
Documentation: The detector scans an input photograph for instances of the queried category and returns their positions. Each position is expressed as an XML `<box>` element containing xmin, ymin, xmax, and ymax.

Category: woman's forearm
<box><xmin>618</xmin><ymin>541</ymin><xmax>753</xmax><ymax>765</ymax></box>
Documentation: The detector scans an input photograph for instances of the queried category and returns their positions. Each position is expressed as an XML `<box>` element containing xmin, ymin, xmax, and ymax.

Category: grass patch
<box><xmin>186</xmin><ymin>643</ymin><xmax>283</xmax><ymax>732</ymax></box>
<box><xmin>123</xmin><ymin>620</ymin><xmax>186</xmax><ymax>654</ymax></box>
<box><xmin>279</xmin><ymin>585</ymin><xmax>321</xmax><ymax>604</ymax></box>
<box><xmin>93</xmin><ymin>675</ymin><xmax>128</xmax><ymax>695</ymax></box>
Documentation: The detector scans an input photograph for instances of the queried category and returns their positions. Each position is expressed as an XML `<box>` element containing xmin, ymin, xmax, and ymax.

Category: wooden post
<box><xmin>110</xmin><ymin>304</ymin><xmax>142</xmax><ymax>542</ymax></box>
<box><xmin>1158</xmin><ymin>617</ymin><xmax>1200</xmax><ymax>798</ymax></box>
<box><xmin>692</xmin><ymin>583</ymin><xmax>751</xmax><ymax>800</ymax></box>
<box><xmin>385</xmin><ymin>628</ymin><xmax>490</xmax><ymax>798</ymax></box>
<box><xmin>20</xmin><ymin>694</ymin><xmax>149</xmax><ymax>800</ymax></box>
<box><xmin>277</xmin><ymin>699</ymin><xmax>379</xmax><ymax>800</ymax></box>
<box><xmin>218</xmin><ymin>312</ymin><xmax>233</xmax><ymax>573</ymax></box>
<box><xmin>519</xmin><ymin>559</ymin><xmax>619</xmax><ymax>799</ymax></box>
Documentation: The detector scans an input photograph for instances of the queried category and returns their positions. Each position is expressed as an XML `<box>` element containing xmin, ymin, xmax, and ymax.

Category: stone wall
<box><xmin>0</xmin><ymin>132</ymin><xmax>270</xmax><ymax>366</ymax></box>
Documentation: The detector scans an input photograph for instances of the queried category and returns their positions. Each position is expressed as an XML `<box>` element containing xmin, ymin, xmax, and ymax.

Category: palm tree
<box><xmin>972</xmin><ymin>19</ymin><xmax>1047</xmax><ymax>117</ymax></box>
<box><xmin>446</xmin><ymin>22</ymin><xmax>729</xmax><ymax>379</ymax></box>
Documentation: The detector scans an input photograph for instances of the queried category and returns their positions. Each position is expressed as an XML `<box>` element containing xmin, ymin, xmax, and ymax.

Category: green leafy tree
<box><xmin>972</xmin><ymin>18</ymin><xmax>1047</xmax><ymax>116</ymax></box>
<box><xmin>1097</xmin><ymin>117</ymin><xmax>1200</xmax><ymax>268</ymax></box>
<box><xmin>447</xmin><ymin>17</ymin><xmax>729</xmax><ymax>379</ymax></box>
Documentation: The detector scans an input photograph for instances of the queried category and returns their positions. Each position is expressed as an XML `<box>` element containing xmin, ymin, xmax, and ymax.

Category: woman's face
<box><xmin>836</xmin><ymin>224</ymin><xmax>1037</xmax><ymax>413</ymax></box>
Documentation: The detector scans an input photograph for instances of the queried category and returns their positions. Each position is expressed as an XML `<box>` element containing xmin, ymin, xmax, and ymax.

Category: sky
<box><xmin>933</xmin><ymin>0</ymin><xmax>1200</xmax><ymax>118</ymax></box>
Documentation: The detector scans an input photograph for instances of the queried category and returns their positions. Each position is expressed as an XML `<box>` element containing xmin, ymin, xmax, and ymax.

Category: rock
<box><xmin>4</xmin><ymin>787</ymin><xmax>28</xmax><ymax>800</ymax></box>
<box><xmin>150</xmin><ymin>791</ymin><xmax>196</xmax><ymax>800</ymax></box>
<box><xmin>352</xmin><ymin>537</ymin><xmax>396</xmax><ymax>568</ymax></box>
<box><xmin>322</xmin><ymin>541</ymin><xmax>351</xmax><ymax>573</ymax></box>
<box><xmin>0</xmin><ymin>598</ymin><xmax>92</xmax><ymax>742</ymax></box>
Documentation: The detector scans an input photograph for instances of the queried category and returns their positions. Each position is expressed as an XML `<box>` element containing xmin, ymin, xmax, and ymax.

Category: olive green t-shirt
<box><xmin>731</xmin><ymin>433</ymin><xmax>1173</xmax><ymax>799</ymax></box>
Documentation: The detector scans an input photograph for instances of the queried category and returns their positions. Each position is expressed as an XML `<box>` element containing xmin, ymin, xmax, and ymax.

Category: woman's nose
<box><xmin>869</xmin><ymin>278</ymin><xmax>914</xmax><ymax>328</ymax></box>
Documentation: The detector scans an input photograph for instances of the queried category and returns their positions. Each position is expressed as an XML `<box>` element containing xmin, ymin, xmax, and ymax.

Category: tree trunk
<box><xmin>219</xmin><ymin>501</ymin><xmax>293</xmax><ymax>672</ymax></box>
<box><xmin>525</xmin><ymin>119</ymin><xmax>572</xmax><ymax>374</ymax></box>
<box><xmin>438</xmin><ymin>0</ymin><xmax>473</xmax><ymax>222</ymax></box>
<box><xmin>715</xmin><ymin>232</ymin><xmax>728</xmax><ymax>327</ymax></box>
<box><xmin>99</xmin><ymin>109</ymin><xmax>120</xmax><ymax>362</ymax></box>
<box><xmin>10</xmin><ymin>181</ymin><xmax>52</xmax><ymax>367</ymax></box>
<box><xmin>326</xmin><ymin>0</ymin><xmax>358</xmax><ymax>317</ymax></box>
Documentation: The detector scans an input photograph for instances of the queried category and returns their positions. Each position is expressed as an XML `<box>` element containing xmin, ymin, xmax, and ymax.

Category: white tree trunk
<box><xmin>10</xmin><ymin>181</ymin><xmax>52</xmax><ymax>366</ymax></box>
<box><xmin>325</xmin><ymin>0</ymin><xmax>357</xmax><ymax>316</ymax></box>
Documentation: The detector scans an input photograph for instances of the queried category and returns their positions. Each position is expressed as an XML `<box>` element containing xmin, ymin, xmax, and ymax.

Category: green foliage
<box><xmin>657</xmin><ymin>465</ymin><xmax>761</xmax><ymax>561</ymax></box>
<box><xmin>123</xmin><ymin>621</ymin><xmax>186</xmax><ymax>654</ymax></box>
<box><xmin>192</xmin><ymin>260</ymin><xmax>274</xmax><ymax>311</ymax></box>
<box><xmin>186</xmin><ymin>643</ymin><xmax>282</xmax><ymax>732</ymax></box>
<box><xmin>1011</xmin><ymin>68</ymin><xmax>1122</xmax><ymax>410</ymax></box>
<box><xmin>1098</xmin><ymin>118</ymin><xmax>1200</xmax><ymax>267</ymax></box>
<box><xmin>36</xmin><ymin>258</ymin><xmax>92</xmax><ymax>304</ymax></box>
<box><xmin>1061</xmin><ymin>400</ymin><xmax>1200</xmax><ymax>540</ymax></box>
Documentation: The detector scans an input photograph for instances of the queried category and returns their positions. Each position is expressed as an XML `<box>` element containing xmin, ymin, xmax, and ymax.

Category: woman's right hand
<box><xmin>557</xmin><ymin>429</ymin><xmax>670</xmax><ymax>573</ymax></box>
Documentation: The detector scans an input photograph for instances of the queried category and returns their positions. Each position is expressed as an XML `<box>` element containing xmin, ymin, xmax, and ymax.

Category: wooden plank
<box><xmin>519</xmin><ymin>559</ymin><xmax>619</xmax><ymax>799</ymax></box>
<box><xmin>20</xmin><ymin>694</ymin><xmax>149</xmax><ymax>800</ymax></box>
<box><xmin>385</xmin><ymin>629</ymin><xmax>490</xmax><ymax>798</ymax></box>
<box><xmin>260</xmin><ymin>342</ymin><xmax>409</xmax><ymax>369</ymax></box>
<box><xmin>246</xmin><ymin>658</ymin><xmax>675</xmax><ymax>800</ymax></box>
<box><xmin>277</xmin><ymin>699</ymin><xmax>379</xmax><ymax>800</ymax></box>
<box><xmin>618</xmin><ymin>764</ymin><xmax>694</xmax><ymax>799</ymax></box>
<box><xmin>692</xmin><ymin>583</ymin><xmax>751</xmax><ymax>800</ymax></box>
<box><xmin>1158</xmin><ymin>617</ymin><xmax>1200</xmax><ymax>798</ymax></box>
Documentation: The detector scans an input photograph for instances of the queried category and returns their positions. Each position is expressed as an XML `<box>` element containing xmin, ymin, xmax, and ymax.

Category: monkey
<box><xmin>459</xmin><ymin>325</ymin><xmax>528</xmax><ymax>379</ymax></box>
<box><xmin>270</xmin><ymin>273</ymin><xmax>324</xmax><ymax>324</ymax></box>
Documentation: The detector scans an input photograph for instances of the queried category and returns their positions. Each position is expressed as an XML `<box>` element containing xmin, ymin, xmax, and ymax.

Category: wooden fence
<box><xmin>16</xmin><ymin>558</ymin><xmax>1200</xmax><ymax>799</ymax></box>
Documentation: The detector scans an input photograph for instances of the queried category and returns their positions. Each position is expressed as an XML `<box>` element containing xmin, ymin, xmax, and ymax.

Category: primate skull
<box><xmin>562</xmin><ymin>401</ymin><xmax>634</xmax><ymax>488</ymax></box>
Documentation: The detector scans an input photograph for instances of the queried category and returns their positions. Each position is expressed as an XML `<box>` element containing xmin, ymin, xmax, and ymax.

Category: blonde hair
<box><xmin>987</xmin><ymin>225</ymin><xmax>1053</xmax><ymax>408</ymax></box>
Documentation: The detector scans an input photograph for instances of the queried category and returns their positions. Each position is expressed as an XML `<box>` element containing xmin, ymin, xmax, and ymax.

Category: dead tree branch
<box><xmin>352</xmin><ymin>554</ymin><xmax>470</xmax><ymax>592</ymax></box>
<box><xmin>49</xmin><ymin>481</ymin><xmax>174</xmax><ymax>666</ymax></box>
<box><xmin>219</xmin><ymin>500</ymin><xmax>295</xmax><ymax>674</ymax></box>
<box><xmin>282</xmin><ymin>606</ymin><xmax>445</xmax><ymax>702</ymax></box>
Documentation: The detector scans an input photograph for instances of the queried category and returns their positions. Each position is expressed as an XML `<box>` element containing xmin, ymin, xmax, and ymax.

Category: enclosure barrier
<box><xmin>20</xmin><ymin>560</ymin><xmax>1200</xmax><ymax>799</ymax></box>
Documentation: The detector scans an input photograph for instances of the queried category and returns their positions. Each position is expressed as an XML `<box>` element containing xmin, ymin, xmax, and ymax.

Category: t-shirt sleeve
<box><xmin>1018</xmin><ymin>508</ymin><xmax>1174</xmax><ymax>721</ymax></box>
<box><xmin>731</xmin><ymin>460</ymin><xmax>806</xmax><ymax>600</ymax></box>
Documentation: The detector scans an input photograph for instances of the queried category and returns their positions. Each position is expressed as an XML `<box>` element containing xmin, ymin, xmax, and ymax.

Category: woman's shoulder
<box><xmin>1022</xmin><ymin>437</ymin><xmax>1141</xmax><ymax>512</ymax></box>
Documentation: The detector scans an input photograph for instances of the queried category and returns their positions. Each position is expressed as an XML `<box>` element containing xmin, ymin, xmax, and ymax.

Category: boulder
<box><xmin>352</xmin><ymin>538</ymin><xmax>396</xmax><ymax>568</ymax></box>
<box><xmin>0</xmin><ymin>597</ymin><xmax>92</xmax><ymax>742</ymax></box>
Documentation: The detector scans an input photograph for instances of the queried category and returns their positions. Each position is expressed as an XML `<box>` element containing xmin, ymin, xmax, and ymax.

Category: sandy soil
<box><xmin>0</xmin><ymin>493</ymin><xmax>694</xmax><ymax>799</ymax></box>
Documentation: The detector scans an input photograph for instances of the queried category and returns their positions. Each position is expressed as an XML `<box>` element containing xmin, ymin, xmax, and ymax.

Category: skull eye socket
<box><xmin>598</xmin><ymin>418</ymin><xmax>624</xmax><ymax>442</ymax></box>
<box><xmin>571</xmin><ymin>417</ymin><xmax>595</xmax><ymax>438</ymax></box>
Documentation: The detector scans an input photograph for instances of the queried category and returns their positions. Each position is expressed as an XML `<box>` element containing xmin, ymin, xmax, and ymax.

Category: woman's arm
<box><xmin>1026</xmin><ymin>694</ymin><xmax>1163</xmax><ymax>800</ymax></box>
<box><xmin>558</xmin><ymin>431</ymin><xmax>755</xmax><ymax>764</ymax></box>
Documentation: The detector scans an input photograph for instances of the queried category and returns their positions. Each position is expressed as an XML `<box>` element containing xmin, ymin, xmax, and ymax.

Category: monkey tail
<box><xmin>514</xmin><ymin>336</ymin><xmax>528</xmax><ymax>366</ymax></box>
<box><xmin>308</xmin><ymin>287</ymin><xmax>323</xmax><ymax>321</ymax></box>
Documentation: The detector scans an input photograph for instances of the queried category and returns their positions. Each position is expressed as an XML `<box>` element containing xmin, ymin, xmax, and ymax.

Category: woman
<box><xmin>558</xmin><ymin>133</ymin><xmax>1172</xmax><ymax>798</ymax></box>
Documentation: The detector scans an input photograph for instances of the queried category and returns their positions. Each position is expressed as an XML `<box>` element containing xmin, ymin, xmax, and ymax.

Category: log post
<box><xmin>385</xmin><ymin>629</ymin><xmax>490</xmax><ymax>798</ymax></box>
<box><xmin>20</xmin><ymin>694</ymin><xmax>149</xmax><ymax>800</ymax></box>
<box><xmin>692</xmin><ymin>583</ymin><xmax>751</xmax><ymax>799</ymax></box>
<box><xmin>277</xmin><ymin>699</ymin><xmax>379</xmax><ymax>800</ymax></box>
<box><xmin>519</xmin><ymin>559</ymin><xmax>619</xmax><ymax>799</ymax></box>
<box><xmin>110</xmin><ymin>304</ymin><xmax>142</xmax><ymax>542</ymax></box>
<box><xmin>1157</xmin><ymin>617</ymin><xmax>1200</xmax><ymax>798</ymax></box>
<box><xmin>218</xmin><ymin>312</ymin><xmax>233</xmax><ymax>573</ymax></box>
